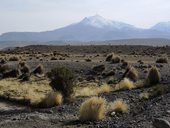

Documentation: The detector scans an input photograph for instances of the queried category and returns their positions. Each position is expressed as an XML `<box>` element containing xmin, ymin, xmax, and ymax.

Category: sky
<box><xmin>0</xmin><ymin>0</ymin><xmax>170</xmax><ymax>34</ymax></box>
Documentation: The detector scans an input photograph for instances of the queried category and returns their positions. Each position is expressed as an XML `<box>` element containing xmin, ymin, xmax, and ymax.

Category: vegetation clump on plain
<box><xmin>156</xmin><ymin>57</ymin><xmax>168</xmax><ymax>63</ymax></box>
<box><xmin>108</xmin><ymin>99</ymin><xmax>129</xmax><ymax>113</ymax></box>
<box><xmin>146</xmin><ymin>66</ymin><xmax>161</xmax><ymax>86</ymax></box>
<box><xmin>79</xmin><ymin>97</ymin><xmax>106</xmax><ymax>121</ymax></box>
<box><xmin>48</xmin><ymin>67</ymin><xmax>75</xmax><ymax>102</ymax></box>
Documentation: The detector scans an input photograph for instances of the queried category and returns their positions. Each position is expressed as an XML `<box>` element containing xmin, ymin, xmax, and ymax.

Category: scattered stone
<box><xmin>110</xmin><ymin>111</ymin><xmax>116</xmax><ymax>116</ymax></box>
<box><xmin>166</xmin><ymin>110</ymin><xmax>170</xmax><ymax>115</ymax></box>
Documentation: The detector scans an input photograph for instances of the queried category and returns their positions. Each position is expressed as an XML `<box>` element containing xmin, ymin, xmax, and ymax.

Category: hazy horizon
<box><xmin>0</xmin><ymin>0</ymin><xmax>170</xmax><ymax>34</ymax></box>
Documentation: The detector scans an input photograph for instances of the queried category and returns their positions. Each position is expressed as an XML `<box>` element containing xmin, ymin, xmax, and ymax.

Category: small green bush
<box><xmin>48</xmin><ymin>67</ymin><xmax>75</xmax><ymax>101</ymax></box>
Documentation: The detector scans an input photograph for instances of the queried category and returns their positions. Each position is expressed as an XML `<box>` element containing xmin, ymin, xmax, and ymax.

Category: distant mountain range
<box><xmin>0</xmin><ymin>15</ymin><xmax>170</xmax><ymax>42</ymax></box>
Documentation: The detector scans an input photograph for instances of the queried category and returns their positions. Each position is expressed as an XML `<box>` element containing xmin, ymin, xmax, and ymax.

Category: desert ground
<box><xmin>0</xmin><ymin>45</ymin><xmax>170</xmax><ymax>128</ymax></box>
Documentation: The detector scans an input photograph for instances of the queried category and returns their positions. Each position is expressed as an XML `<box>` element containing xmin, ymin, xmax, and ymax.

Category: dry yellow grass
<box><xmin>109</xmin><ymin>99</ymin><xmax>129</xmax><ymax>113</ymax></box>
<box><xmin>134</xmin><ymin>80</ymin><xmax>145</xmax><ymax>88</ymax></box>
<box><xmin>75</xmin><ymin>82</ymin><xmax>113</xmax><ymax>97</ymax></box>
<box><xmin>0</xmin><ymin>77</ymin><xmax>52</xmax><ymax>106</ymax></box>
<box><xmin>98</xmin><ymin>84</ymin><xmax>113</xmax><ymax>94</ymax></box>
<box><xmin>115</xmin><ymin>78</ymin><xmax>135</xmax><ymax>90</ymax></box>
<box><xmin>39</xmin><ymin>91</ymin><xmax>63</xmax><ymax>107</ymax></box>
<box><xmin>55</xmin><ymin>91</ymin><xmax>63</xmax><ymax>105</ymax></box>
<box><xmin>79</xmin><ymin>97</ymin><xmax>106</xmax><ymax>121</ymax></box>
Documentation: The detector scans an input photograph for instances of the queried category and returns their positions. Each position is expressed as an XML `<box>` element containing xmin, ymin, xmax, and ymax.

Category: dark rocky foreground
<box><xmin>0</xmin><ymin>87</ymin><xmax>170</xmax><ymax>128</ymax></box>
<box><xmin>0</xmin><ymin>62</ymin><xmax>169</xmax><ymax>128</ymax></box>
<box><xmin>0</xmin><ymin>45</ymin><xmax>170</xmax><ymax>128</ymax></box>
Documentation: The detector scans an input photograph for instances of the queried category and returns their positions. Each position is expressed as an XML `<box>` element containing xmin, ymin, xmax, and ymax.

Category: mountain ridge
<box><xmin>0</xmin><ymin>15</ymin><xmax>170</xmax><ymax>42</ymax></box>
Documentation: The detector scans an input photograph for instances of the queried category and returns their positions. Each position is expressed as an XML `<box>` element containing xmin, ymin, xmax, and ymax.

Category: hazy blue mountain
<box><xmin>151</xmin><ymin>21</ymin><xmax>170</xmax><ymax>32</ymax></box>
<box><xmin>0</xmin><ymin>15</ymin><xmax>170</xmax><ymax>42</ymax></box>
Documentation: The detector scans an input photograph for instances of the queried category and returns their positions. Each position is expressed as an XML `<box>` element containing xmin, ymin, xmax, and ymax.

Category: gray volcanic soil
<box><xmin>0</xmin><ymin>45</ymin><xmax>170</xmax><ymax>128</ymax></box>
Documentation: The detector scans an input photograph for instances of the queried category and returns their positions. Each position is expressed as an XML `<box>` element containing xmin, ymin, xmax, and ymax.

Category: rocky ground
<box><xmin>0</xmin><ymin>45</ymin><xmax>170</xmax><ymax>128</ymax></box>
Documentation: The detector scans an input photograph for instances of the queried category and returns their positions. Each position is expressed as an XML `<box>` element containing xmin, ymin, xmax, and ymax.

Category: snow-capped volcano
<box><xmin>80</xmin><ymin>15</ymin><xmax>135</xmax><ymax>29</ymax></box>
<box><xmin>0</xmin><ymin>15</ymin><xmax>170</xmax><ymax>42</ymax></box>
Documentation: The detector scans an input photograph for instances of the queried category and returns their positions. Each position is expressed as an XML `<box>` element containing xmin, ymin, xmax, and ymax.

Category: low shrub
<box><xmin>48</xmin><ymin>67</ymin><xmax>75</xmax><ymax>102</ymax></box>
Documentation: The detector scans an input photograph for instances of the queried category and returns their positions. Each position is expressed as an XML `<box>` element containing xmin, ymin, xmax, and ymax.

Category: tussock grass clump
<box><xmin>116</xmin><ymin>78</ymin><xmax>135</xmax><ymax>90</ymax></box>
<box><xmin>79</xmin><ymin>97</ymin><xmax>106</xmax><ymax>121</ymax></box>
<box><xmin>109</xmin><ymin>99</ymin><xmax>129</xmax><ymax>113</ymax></box>
<box><xmin>106</xmin><ymin>53</ymin><xmax>114</xmax><ymax>61</ymax></box>
<box><xmin>48</xmin><ymin>67</ymin><xmax>75</xmax><ymax>102</ymax></box>
<box><xmin>106</xmin><ymin>53</ymin><xmax>121</xmax><ymax>63</ymax></box>
<box><xmin>147</xmin><ymin>66</ymin><xmax>161</xmax><ymax>86</ymax></box>
<box><xmin>156</xmin><ymin>57</ymin><xmax>168</xmax><ymax>63</ymax></box>
<box><xmin>124</xmin><ymin>66</ymin><xmax>138</xmax><ymax>82</ymax></box>
<box><xmin>39</xmin><ymin>91</ymin><xmax>63</xmax><ymax>107</ymax></box>
<box><xmin>32</xmin><ymin>64</ymin><xmax>44</xmax><ymax>75</ymax></box>
<box><xmin>111</xmin><ymin>55</ymin><xmax>121</xmax><ymax>64</ymax></box>
<box><xmin>9</xmin><ymin>56</ymin><xmax>19</xmax><ymax>61</ymax></box>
